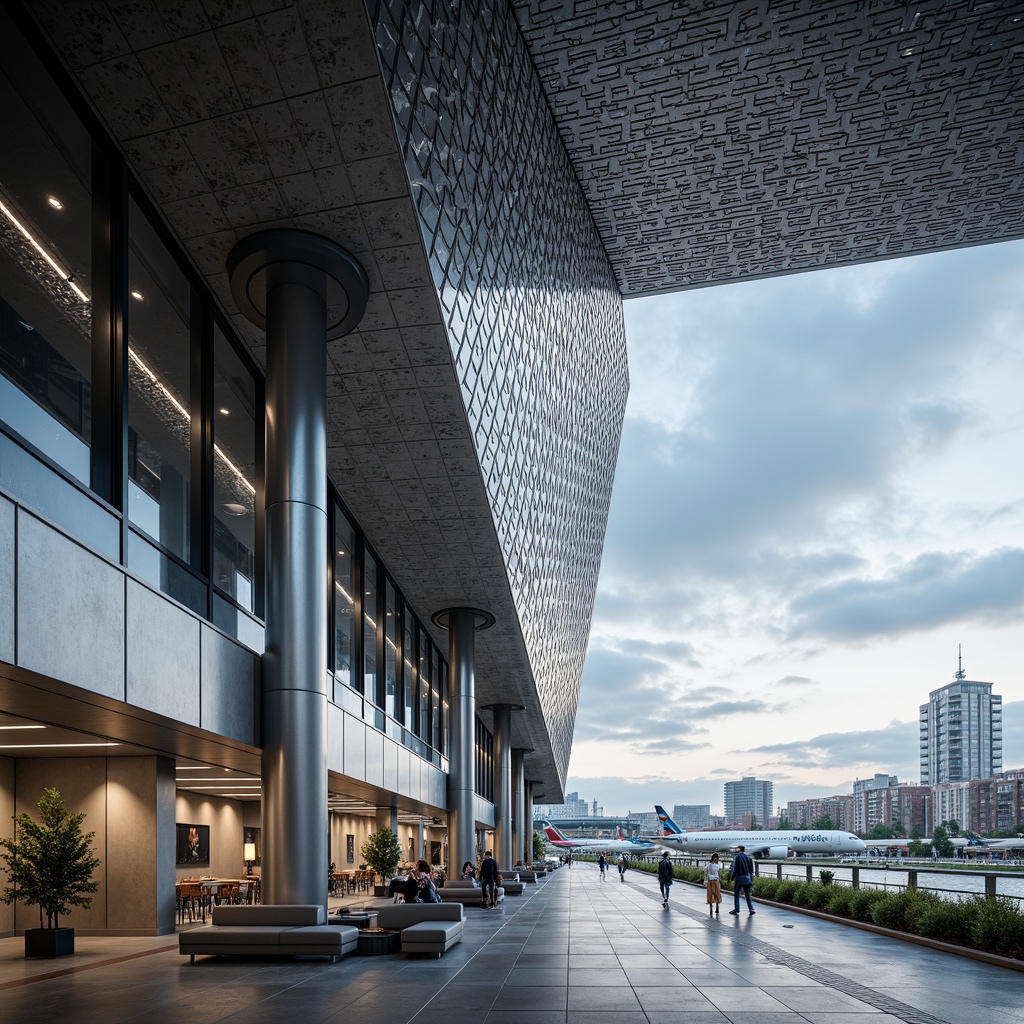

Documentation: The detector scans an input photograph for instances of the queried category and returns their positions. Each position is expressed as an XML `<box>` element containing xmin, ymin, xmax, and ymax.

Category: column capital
<box><xmin>431</xmin><ymin>607</ymin><xmax>495</xmax><ymax>631</ymax></box>
<box><xmin>228</xmin><ymin>229</ymin><xmax>368</xmax><ymax>339</ymax></box>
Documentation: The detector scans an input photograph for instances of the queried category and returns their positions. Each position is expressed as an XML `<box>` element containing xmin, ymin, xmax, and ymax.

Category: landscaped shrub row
<box><xmin>624</xmin><ymin>861</ymin><xmax>1024</xmax><ymax>959</ymax></box>
<box><xmin>750</xmin><ymin>875</ymin><xmax>1024</xmax><ymax>959</ymax></box>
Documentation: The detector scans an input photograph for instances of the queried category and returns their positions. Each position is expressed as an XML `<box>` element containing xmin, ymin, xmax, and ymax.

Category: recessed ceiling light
<box><xmin>131</xmin><ymin>289</ymin><xmax>144</xmax><ymax>301</ymax></box>
<box><xmin>219</xmin><ymin>407</ymin><xmax>230</xmax><ymax>415</ymax></box>
<box><xmin>0</xmin><ymin>724</ymin><xmax>46</xmax><ymax>730</ymax></box>
<box><xmin>46</xmin><ymin>195</ymin><xmax>63</xmax><ymax>210</ymax></box>
<box><xmin>222</xmin><ymin>502</ymin><xmax>247</xmax><ymax>516</ymax></box>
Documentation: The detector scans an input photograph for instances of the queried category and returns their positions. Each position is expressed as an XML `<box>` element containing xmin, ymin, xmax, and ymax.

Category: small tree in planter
<box><xmin>361</xmin><ymin>826</ymin><xmax>402</xmax><ymax>896</ymax></box>
<box><xmin>0</xmin><ymin>788</ymin><xmax>101</xmax><ymax>957</ymax></box>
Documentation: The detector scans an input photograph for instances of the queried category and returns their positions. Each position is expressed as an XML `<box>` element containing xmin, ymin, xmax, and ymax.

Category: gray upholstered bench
<box><xmin>375</xmin><ymin>903</ymin><xmax>465</xmax><ymax>955</ymax></box>
<box><xmin>438</xmin><ymin>878</ymin><xmax>507</xmax><ymax>903</ymax></box>
<box><xmin>179</xmin><ymin>904</ymin><xmax>358</xmax><ymax>963</ymax></box>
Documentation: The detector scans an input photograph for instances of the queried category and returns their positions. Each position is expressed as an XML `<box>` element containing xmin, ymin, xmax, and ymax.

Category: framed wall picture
<box><xmin>346</xmin><ymin>834</ymin><xmax>354</xmax><ymax>864</ymax></box>
<box><xmin>430</xmin><ymin>840</ymin><xmax>442</xmax><ymax>866</ymax></box>
<box><xmin>243</xmin><ymin>826</ymin><xmax>261</xmax><ymax>866</ymax></box>
<box><xmin>176</xmin><ymin>823</ymin><xmax>210</xmax><ymax>866</ymax></box>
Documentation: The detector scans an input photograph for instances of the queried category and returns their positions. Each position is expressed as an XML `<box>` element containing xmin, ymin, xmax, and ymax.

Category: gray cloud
<box><xmin>776</xmin><ymin>675</ymin><xmax>815</xmax><ymax>686</ymax></box>
<box><xmin>788</xmin><ymin>548</ymin><xmax>1024</xmax><ymax>641</ymax></box>
<box><xmin>746</xmin><ymin>719</ymin><xmax>919</xmax><ymax>777</ymax></box>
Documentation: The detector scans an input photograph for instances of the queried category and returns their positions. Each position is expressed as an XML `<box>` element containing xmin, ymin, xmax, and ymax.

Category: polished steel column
<box><xmin>511</xmin><ymin>748</ymin><xmax>525</xmax><ymax>864</ymax></box>
<box><xmin>228</xmin><ymin>231</ymin><xmax>367</xmax><ymax>907</ymax></box>
<box><xmin>524</xmin><ymin>781</ymin><xmax>535</xmax><ymax>863</ymax></box>
<box><xmin>487</xmin><ymin>704</ymin><xmax>514</xmax><ymax>868</ymax></box>
<box><xmin>432</xmin><ymin>606</ymin><xmax>494</xmax><ymax>875</ymax></box>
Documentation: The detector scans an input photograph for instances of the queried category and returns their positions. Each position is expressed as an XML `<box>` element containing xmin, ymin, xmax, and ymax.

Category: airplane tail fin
<box><xmin>543</xmin><ymin>822</ymin><xmax>569</xmax><ymax>843</ymax></box>
<box><xmin>965</xmin><ymin>831</ymin><xmax>987</xmax><ymax>847</ymax></box>
<box><xmin>655</xmin><ymin>805</ymin><xmax>683</xmax><ymax>835</ymax></box>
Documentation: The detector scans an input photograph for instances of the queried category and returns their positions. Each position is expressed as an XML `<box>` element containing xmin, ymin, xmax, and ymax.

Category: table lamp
<box><xmin>244</xmin><ymin>842</ymin><xmax>256</xmax><ymax>876</ymax></box>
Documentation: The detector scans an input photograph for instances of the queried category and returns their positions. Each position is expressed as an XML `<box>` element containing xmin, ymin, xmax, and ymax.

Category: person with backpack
<box><xmin>479</xmin><ymin>849</ymin><xmax>500</xmax><ymax>908</ymax></box>
<box><xmin>598</xmin><ymin>853</ymin><xmax>607</xmax><ymax>880</ymax></box>
<box><xmin>729</xmin><ymin>845</ymin><xmax>756</xmax><ymax>915</ymax></box>
<box><xmin>657</xmin><ymin>851</ymin><xmax>674</xmax><ymax>906</ymax></box>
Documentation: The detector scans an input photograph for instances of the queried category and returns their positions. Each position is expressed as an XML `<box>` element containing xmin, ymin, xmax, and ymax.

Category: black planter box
<box><xmin>25</xmin><ymin>927</ymin><xmax>75</xmax><ymax>958</ymax></box>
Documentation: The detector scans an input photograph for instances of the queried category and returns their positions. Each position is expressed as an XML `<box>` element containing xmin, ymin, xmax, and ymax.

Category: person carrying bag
<box><xmin>729</xmin><ymin>845</ymin><xmax>755</xmax><ymax>915</ymax></box>
<box><xmin>704</xmin><ymin>853</ymin><xmax>722</xmax><ymax>915</ymax></box>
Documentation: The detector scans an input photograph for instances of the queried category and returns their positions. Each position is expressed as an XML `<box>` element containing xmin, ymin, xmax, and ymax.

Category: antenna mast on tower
<box><xmin>954</xmin><ymin>644</ymin><xmax>966</xmax><ymax>681</ymax></box>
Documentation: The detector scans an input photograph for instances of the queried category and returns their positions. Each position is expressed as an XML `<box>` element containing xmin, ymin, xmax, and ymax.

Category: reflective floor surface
<box><xmin>1</xmin><ymin>864</ymin><xmax>1022</xmax><ymax>1024</ymax></box>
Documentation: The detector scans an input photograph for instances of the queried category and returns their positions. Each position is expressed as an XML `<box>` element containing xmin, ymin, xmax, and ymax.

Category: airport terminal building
<box><xmin>0</xmin><ymin>0</ymin><xmax>1021</xmax><ymax>935</ymax></box>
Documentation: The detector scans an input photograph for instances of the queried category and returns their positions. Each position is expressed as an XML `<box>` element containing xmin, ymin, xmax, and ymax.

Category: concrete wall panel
<box><xmin>126</xmin><ymin>579</ymin><xmax>201</xmax><ymax>727</ymax></box>
<box><xmin>327</xmin><ymin>703</ymin><xmax>345</xmax><ymax>773</ymax></box>
<box><xmin>17</xmin><ymin>513</ymin><xmax>125</xmax><ymax>701</ymax></box>
<box><xmin>383</xmin><ymin>737</ymin><xmax>399</xmax><ymax>792</ymax></box>
<box><xmin>199</xmin><ymin>624</ymin><xmax>257</xmax><ymax>744</ymax></box>
<box><xmin>0</xmin><ymin>756</ymin><xmax>13</xmax><ymax>935</ymax></box>
<box><xmin>343</xmin><ymin>713</ymin><xmax>365</xmax><ymax>780</ymax></box>
<box><xmin>364</xmin><ymin>728</ymin><xmax>384</xmax><ymax>788</ymax></box>
<box><xmin>0</xmin><ymin>496</ymin><xmax>13</xmax><ymax>665</ymax></box>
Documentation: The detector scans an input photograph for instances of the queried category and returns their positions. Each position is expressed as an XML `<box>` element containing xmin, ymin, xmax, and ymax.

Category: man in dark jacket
<box><xmin>729</xmin><ymin>845</ymin><xmax>756</xmax><ymax>915</ymax></box>
<box><xmin>657</xmin><ymin>851</ymin><xmax>674</xmax><ymax>906</ymax></box>
<box><xmin>479</xmin><ymin>849</ymin><xmax>500</xmax><ymax>908</ymax></box>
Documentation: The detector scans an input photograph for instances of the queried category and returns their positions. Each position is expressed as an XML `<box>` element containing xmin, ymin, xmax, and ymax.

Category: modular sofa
<box><xmin>179</xmin><ymin>904</ymin><xmax>359</xmax><ymax>963</ymax></box>
<box><xmin>438</xmin><ymin>877</ymin><xmax>509</xmax><ymax>903</ymax></box>
<box><xmin>498</xmin><ymin>867</ymin><xmax>538</xmax><ymax>884</ymax></box>
<box><xmin>375</xmin><ymin>902</ymin><xmax>465</xmax><ymax>955</ymax></box>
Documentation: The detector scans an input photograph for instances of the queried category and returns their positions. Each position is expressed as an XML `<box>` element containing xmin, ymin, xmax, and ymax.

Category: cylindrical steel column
<box><xmin>511</xmin><ymin>748</ymin><xmax>525</xmax><ymax>865</ymax></box>
<box><xmin>432</xmin><ymin>606</ymin><xmax>494</xmax><ymax>876</ymax></box>
<box><xmin>490</xmin><ymin>704</ymin><xmax>513</xmax><ymax>868</ymax></box>
<box><xmin>525</xmin><ymin>781</ymin><xmax>535</xmax><ymax>863</ymax></box>
<box><xmin>228</xmin><ymin>230</ymin><xmax>367</xmax><ymax>908</ymax></box>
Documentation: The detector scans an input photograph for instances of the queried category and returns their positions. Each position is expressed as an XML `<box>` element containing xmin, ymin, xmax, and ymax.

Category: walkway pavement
<box><xmin>1</xmin><ymin>863</ymin><xmax>1022</xmax><ymax>1024</ymax></box>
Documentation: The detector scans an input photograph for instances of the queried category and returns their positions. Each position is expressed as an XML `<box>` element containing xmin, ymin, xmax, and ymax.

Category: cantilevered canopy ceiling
<box><xmin>512</xmin><ymin>0</ymin><xmax>1024</xmax><ymax>295</ymax></box>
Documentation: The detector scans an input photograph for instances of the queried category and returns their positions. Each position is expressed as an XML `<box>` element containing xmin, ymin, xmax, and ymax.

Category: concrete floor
<box><xmin>1</xmin><ymin>864</ymin><xmax>1022</xmax><ymax>1024</ymax></box>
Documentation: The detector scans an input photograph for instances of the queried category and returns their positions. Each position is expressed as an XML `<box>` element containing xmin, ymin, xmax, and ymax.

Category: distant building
<box><xmin>968</xmin><ymin>769</ymin><xmax>1024</xmax><ymax>834</ymax></box>
<box><xmin>536</xmin><ymin>791</ymin><xmax>592</xmax><ymax>819</ymax></box>
<box><xmin>930</xmin><ymin>781</ymin><xmax>973</xmax><ymax>832</ymax></box>
<box><xmin>626</xmin><ymin>811</ymin><xmax>660</xmax><ymax>833</ymax></box>
<box><xmin>724</xmin><ymin>778</ymin><xmax>773</xmax><ymax>825</ymax></box>
<box><xmin>853</xmin><ymin>774</ymin><xmax>899</xmax><ymax>833</ymax></box>
<box><xmin>785</xmin><ymin>795</ymin><xmax>854</xmax><ymax>830</ymax></box>
<box><xmin>919</xmin><ymin>653</ymin><xmax>1002</xmax><ymax>785</ymax></box>
<box><xmin>672</xmin><ymin>804</ymin><xmax>711</xmax><ymax>829</ymax></box>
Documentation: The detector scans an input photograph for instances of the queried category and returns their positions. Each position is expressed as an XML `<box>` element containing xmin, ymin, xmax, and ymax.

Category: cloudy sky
<box><xmin>566</xmin><ymin>239</ymin><xmax>1024</xmax><ymax>817</ymax></box>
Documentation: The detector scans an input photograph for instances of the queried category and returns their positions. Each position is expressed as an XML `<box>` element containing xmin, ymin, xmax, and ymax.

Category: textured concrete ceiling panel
<box><xmin>513</xmin><ymin>0</ymin><xmax>1024</xmax><ymax>295</ymax></box>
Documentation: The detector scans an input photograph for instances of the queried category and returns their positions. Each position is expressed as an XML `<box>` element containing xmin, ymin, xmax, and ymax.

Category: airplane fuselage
<box><xmin>652</xmin><ymin>829</ymin><xmax>866</xmax><ymax>857</ymax></box>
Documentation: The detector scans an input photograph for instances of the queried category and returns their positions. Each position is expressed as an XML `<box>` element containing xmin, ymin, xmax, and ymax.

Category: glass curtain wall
<box><xmin>384</xmin><ymin>580</ymin><xmax>398</xmax><ymax>719</ymax></box>
<box><xmin>0</xmin><ymin>26</ymin><xmax>92</xmax><ymax>484</ymax></box>
<box><xmin>212</xmin><ymin>323</ymin><xmax>257</xmax><ymax>613</ymax></box>
<box><xmin>363</xmin><ymin>550</ymin><xmax>378</xmax><ymax>703</ymax></box>
<box><xmin>334</xmin><ymin>508</ymin><xmax>357</xmax><ymax>689</ymax></box>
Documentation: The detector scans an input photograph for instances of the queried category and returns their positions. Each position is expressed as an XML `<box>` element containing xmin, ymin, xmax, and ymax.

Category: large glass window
<box><xmin>403</xmin><ymin>612</ymin><xmax>415</xmax><ymax>730</ymax></box>
<box><xmin>334</xmin><ymin>509</ymin><xmax>356</xmax><ymax>687</ymax></box>
<box><xmin>384</xmin><ymin>580</ymin><xmax>398</xmax><ymax>719</ymax></box>
<box><xmin>212</xmin><ymin>324</ymin><xmax>257</xmax><ymax>612</ymax></box>
<box><xmin>0</xmin><ymin>18</ymin><xmax>92</xmax><ymax>484</ymax></box>
<box><xmin>430</xmin><ymin>645</ymin><xmax>441</xmax><ymax>750</ymax></box>
<box><xmin>418</xmin><ymin>633</ymin><xmax>430</xmax><ymax>740</ymax></box>
<box><xmin>363</xmin><ymin>550</ymin><xmax>378</xmax><ymax>702</ymax></box>
<box><xmin>127</xmin><ymin>195</ymin><xmax>192</xmax><ymax>563</ymax></box>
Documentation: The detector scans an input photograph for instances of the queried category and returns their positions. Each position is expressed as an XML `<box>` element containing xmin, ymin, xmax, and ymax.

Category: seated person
<box><xmin>416</xmin><ymin>860</ymin><xmax>441</xmax><ymax>903</ymax></box>
<box><xmin>462</xmin><ymin>860</ymin><xmax>479</xmax><ymax>885</ymax></box>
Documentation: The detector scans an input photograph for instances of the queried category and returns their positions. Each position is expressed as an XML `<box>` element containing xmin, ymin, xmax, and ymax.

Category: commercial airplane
<box><xmin>542</xmin><ymin>822</ymin><xmax>658</xmax><ymax>853</ymax></box>
<box><xmin>650</xmin><ymin>806</ymin><xmax>866</xmax><ymax>858</ymax></box>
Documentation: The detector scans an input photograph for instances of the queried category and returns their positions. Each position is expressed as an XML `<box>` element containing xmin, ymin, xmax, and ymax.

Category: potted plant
<box><xmin>361</xmin><ymin>826</ymin><xmax>402</xmax><ymax>897</ymax></box>
<box><xmin>0</xmin><ymin>787</ymin><xmax>101</xmax><ymax>957</ymax></box>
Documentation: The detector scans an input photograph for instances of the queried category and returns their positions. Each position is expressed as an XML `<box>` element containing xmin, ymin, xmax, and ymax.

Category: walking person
<box><xmin>598</xmin><ymin>853</ymin><xmax>607</xmax><ymax>880</ymax></box>
<box><xmin>657</xmin><ymin>850</ymin><xmax>674</xmax><ymax>907</ymax></box>
<box><xmin>704</xmin><ymin>853</ymin><xmax>722</xmax><ymax>915</ymax></box>
<box><xmin>479</xmin><ymin>849</ymin><xmax>500</xmax><ymax>908</ymax></box>
<box><xmin>728</xmin><ymin>845</ymin><xmax>755</xmax><ymax>915</ymax></box>
<box><xmin>618</xmin><ymin>854</ymin><xmax>627</xmax><ymax>881</ymax></box>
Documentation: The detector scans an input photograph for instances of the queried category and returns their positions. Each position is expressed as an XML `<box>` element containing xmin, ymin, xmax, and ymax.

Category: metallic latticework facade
<box><xmin>368</xmin><ymin>0</ymin><xmax>628</xmax><ymax>782</ymax></box>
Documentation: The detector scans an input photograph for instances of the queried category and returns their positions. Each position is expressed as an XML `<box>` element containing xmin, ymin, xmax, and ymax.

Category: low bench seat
<box><xmin>179</xmin><ymin>904</ymin><xmax>358</xmax><ymax>963</ymax></box>
<box><xmin>438</xmin><ymin>878</ymin><xmax>507</xmax><ymax>903</ymax></box>
<box><xmin>375</xmin><ymin>903</ymin><xmax>465</xmax><ymax>955</ymax></box>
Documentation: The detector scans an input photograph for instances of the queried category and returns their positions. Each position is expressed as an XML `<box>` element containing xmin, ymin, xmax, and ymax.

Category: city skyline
<box><xmin>567</xmin><ymin>239</ymin><xmax>1024</xmax><ymax>816</ymax></box>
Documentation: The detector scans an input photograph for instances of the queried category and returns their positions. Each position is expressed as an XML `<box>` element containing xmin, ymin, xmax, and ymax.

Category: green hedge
<box><xmin>757</xmin><ymin>879</ymin><xmax>1024</xmax><ymax>959</ymax></box>
<box><xmin>629</xmin><ymin>861</ymin><xmax>1024</xmax><ymax>959</ymax></box>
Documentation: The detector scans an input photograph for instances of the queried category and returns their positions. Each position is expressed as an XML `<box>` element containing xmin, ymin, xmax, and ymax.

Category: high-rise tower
<box><xmin>919</xmin><ymin>650</ymin><xmax>1002</xmax><ymax>785</ymax></box>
